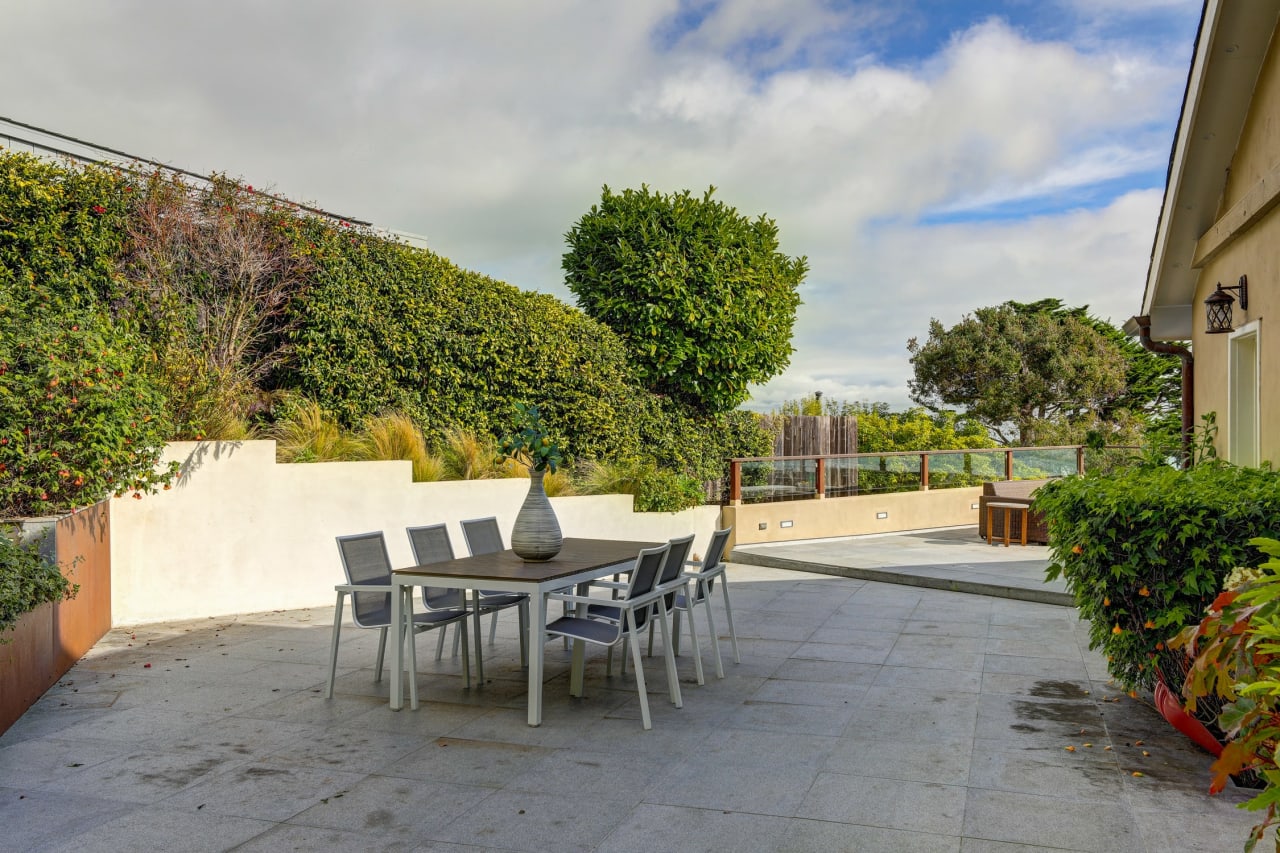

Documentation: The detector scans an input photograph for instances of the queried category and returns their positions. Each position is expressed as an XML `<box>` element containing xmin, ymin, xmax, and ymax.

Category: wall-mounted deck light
<box><xmin>1205</xmin><ymin>275</ymin><xmax>1248</xmax><ymax>334</ymax></box>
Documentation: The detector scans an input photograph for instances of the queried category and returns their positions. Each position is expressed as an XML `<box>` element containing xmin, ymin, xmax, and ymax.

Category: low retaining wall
<box><xmin>109</xmin><ymin>441</ymin><xmax>720</xmax><ymax>625</ymax></box>
<box><xmin>723</xmin><ymin>486</ymin><xmax>984</xmax><ymax>547</ymax></box>
<box><xmin>1</xmin><ymin>502</ymin><xmax>112</xmax><ymax>735</ymax></box>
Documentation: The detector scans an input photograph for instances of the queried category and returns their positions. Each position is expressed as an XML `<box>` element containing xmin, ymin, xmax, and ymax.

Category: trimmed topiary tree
<box><xmin>563</xmin><ymin>185</ymin><xmax>806</xmax><ymax>415</ymax></box>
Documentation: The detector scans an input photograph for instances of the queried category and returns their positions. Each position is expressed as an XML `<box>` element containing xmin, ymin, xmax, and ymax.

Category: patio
<box><xmin>0</xmin><ymin>534</ymin><xmax>1259</xmax><ymax>852</ymax></box>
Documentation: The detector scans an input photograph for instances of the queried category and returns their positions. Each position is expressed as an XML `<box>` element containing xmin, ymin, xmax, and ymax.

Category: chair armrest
<box><xmin>680</xmin><ymin>565</ymin><xmax>724</xmax><ymax>582</ymax></box>
<box><xmin>334</xmin><ymin>583</ymin><xmax>393</xmax><ymax>593</ymax></box>
<box><xmin>589</xmin><ymin>580</ymin><xmax>628</xmax><ymax>590</ymax></box>
<box><xmin>549</xmin><ymin>592</ymin><xmax>618</xmax><ymax>606</ymax></box>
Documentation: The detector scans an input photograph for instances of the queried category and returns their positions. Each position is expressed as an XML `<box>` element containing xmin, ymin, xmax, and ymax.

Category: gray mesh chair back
<box><xmin>658</xmin><ymin>534</ymin><xmax>695</xmax><ymax>606</ymax></box>
<box><xmin>624</xmin><ymin>544</ymin><xmax>668</xmax><ymax>634</ymax></box>
<box><xmin>336</xmin><ymin>532</ymin><xmax>394</xmax><ymax>627</ymax></box>
<box><xmin>693</xmin><ymin>528</ymin><xmax>732</xmax><ymax>600</ymax></box>
<box><xmin>461</xmin><ymin>516</ymin><xmax>504</xmax><ymax>556</ymax></box>
<box><xmin>406</xmin><ymin>524</ymin><xmax>465</xmax><ymax>611</ymax></box>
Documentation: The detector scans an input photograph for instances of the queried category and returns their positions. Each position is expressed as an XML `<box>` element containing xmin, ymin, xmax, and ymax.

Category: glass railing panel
<box><xmin>852</xmin><ymin>454</ymin><xmax>921</xmax><ymax>494</ymax></box>
<box><xmin>1009</xmin><ymin>448</ymin><xmax>1077</xmax><ymax>479</ymax></box>
<box><xmin>926</xmin><ymin>451</ymin><xmax>1000</xmax><ymax>490</ymax></box>
<box><xmin>739</xmin><ymin>458</ymin><xmax>817</xmax><ymax>503</ymax></box>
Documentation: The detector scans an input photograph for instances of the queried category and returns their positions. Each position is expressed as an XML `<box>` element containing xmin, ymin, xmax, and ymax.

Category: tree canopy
<box><xmin>907</xmin><ymin>302</ymin><xmax>1129</xmax><ymax>445</ymax></box>
<box><xmin>1006</xmin><ymin>299</ymin><xmax>1182</xmax><ymax>435</ymax></box>
<box><xmin>562</xmin><ymin>185</ymin><xmax>806</xmax><ymax>415</ymax></box>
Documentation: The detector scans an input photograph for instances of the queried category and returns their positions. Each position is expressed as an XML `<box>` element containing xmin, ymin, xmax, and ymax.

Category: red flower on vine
<box><xmin>91</xmin><ymin>204</ymin><xmax>106</xmax><ymax>214</ymax></box>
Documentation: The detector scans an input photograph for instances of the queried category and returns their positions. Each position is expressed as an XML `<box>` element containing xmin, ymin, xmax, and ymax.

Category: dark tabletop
<box><xmin>394</xmin><ymin>538</ymin><xmax>662</xmax><ymax>583</ymax></box>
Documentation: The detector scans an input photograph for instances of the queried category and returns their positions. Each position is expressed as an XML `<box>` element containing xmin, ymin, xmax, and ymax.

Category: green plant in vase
<box><xmin>497</xmin><ymin>404</ymin><xmax>563</xmax><ymax>474</ymax></box>
<box><xmin>498</xmin><ymin>404</ymin><xmax>564</xmax><ymax>560</ymax></box>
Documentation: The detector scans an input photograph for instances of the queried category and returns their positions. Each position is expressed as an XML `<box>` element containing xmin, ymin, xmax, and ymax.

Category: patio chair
<box><xmin>459</xmin><ymin>516</ymin><xmax>531</xmax><ymax>648</ymax></box>
<box><xmin>326</xmin><ymin>531</ymin><xmax>471</xmax><ymax>702</ymax></box>
<box><xmin>627</xmin><ymin>534</ymin><xmax>704</xmax><ymax>685</ymax></box>
<box><xmin>408</xmin><ymin>523</ymin><xmax>528</xmax><ymax>668</ymax></box>
<box><xmin>545</xmin><ymin>543</ymin><xmax>681</xmax><ymax>729</ymax></box>
<box><xmin>672</xmin><ymin>526</ymin><xmax>739</xmax><ymax>679</ymax></box>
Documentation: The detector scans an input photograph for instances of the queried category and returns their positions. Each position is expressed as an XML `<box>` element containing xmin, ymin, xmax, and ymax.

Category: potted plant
<box><xmin>498</xmin><ymin>404</ymin><xmax>564</xmax><ymax>561</ymax></box>
<box><xmin>1175</xmin><ymin>537</ymin><xmax>1280</xmax><ymax>852</ymax></box>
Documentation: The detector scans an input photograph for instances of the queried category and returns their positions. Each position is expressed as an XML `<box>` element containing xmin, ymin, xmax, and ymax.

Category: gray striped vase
<box><xmin>510</xmin><ymin>469</ymin><xmax>562</xmax><ymax>561</ymax></box>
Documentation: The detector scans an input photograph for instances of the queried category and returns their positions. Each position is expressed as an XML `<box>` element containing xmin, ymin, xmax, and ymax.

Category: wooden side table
<box><xmin>986</xmin><ymin>501</ymin><xmax>1029</xmax><ymax>547</ymax></box>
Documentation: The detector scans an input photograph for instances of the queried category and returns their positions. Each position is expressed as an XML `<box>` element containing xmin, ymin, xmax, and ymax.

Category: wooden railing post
<box><xmin>815</xmin><ymin>457</ymin><xmax>826</xmax><ymax>499</ymax></box>
<box><xmin>1076</xmin><ymin>446</ymin><xmax>1085</xmax><ymax>475</ymax></box>
<box><xmin>1004</xmin><ymin>450</ymin><xmax>1013</xmax><ymax>481</ymax></box>
<box><xmin>730</xmin><ymin>460</ymin><xmax>742</xmax><ymax>505</ymax></box>
<box><xmin>920</xmin><ymin>453</ymin><xmax>929</xmax><ymax>490</ymax></box>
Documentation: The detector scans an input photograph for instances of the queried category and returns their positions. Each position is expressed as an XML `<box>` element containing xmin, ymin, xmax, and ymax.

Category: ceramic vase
<box><xmin>510</xmin><ymin>469</ymin><xmax>562</xmax><ymax>561</ymax></box>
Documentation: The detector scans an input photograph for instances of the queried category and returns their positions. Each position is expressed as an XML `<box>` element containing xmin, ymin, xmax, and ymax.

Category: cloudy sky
<box><xmin>0</xmin><ymin>0</ymin><xmax>1201</xmax><ymax>410</ymax></box>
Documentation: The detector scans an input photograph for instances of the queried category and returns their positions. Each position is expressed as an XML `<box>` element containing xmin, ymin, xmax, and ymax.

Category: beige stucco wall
<box><xmin>108</xmin><ymin>441</ymin><xmax>719</xmax><ymax>624</ymax></box>
<box><xmin>1194</xmin><ymin>30</ymin><xmax>1280</xmax><ymax>465</ymax></box>
<box><xmin>1223</xmin><ymin>30</ymin><xmax>1280</xmax><ymax>211</ymax></box>
<box><xmin>724</xmin><ymin>487</ymin><xmax>983</xmax><ymax>547</ymax></box>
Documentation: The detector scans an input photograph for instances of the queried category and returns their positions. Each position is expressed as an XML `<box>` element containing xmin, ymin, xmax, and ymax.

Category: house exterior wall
<box><xmin>1193</xmin><ymin>28</ymin><xmax>1280</xmax><ymax>465</ymax></box>
<box><xmin>1223</xmin><ymin>31</ymin><xmax>1280</xmax><ymax>211</ymax></box>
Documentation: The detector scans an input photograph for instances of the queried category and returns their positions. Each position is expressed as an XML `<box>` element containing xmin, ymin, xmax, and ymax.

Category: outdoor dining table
<box><xmin>389</xmin><ymin>537</ymin><xmax>662</xmax><ymax>726</ymax></box>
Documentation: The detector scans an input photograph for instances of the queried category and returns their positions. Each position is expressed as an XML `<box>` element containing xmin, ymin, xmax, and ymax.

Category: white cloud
<box><xmin>0</xmin><ymin>2</ymin><xmax>1194</xmax><ymax>413</ymax></box>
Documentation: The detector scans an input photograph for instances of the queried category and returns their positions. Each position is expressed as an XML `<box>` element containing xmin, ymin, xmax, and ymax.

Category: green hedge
<box><xmin>283</xmin><ymin>221</ymin><xmax>651</xmax><ymax>462</ymax></box>
<box><xmin>2</xmin><ymin>151</ymin><xmax>773</xmax><ymax>501</ymax></box>
<box><xmin>1</xmin><ymin>154</ymin><xmax>176</xmax><ymax>516</ymax></box>
<box><xmin>1038</xmin><ymin>463</ymin><xmax>1280</xmax><ymax>691</ymax></box>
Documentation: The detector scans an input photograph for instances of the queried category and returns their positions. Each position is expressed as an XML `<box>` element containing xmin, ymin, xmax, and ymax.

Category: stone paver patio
<box><xmin>0</xmin><ymin>533</ymin><xmax>1260</xmax><ymax>852</ymax></box>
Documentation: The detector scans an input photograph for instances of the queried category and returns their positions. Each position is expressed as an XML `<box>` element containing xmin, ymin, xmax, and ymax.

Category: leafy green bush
<box><xmin>0</xmin><ymin>530</ymin><xmax>77</xmax><ymax>640</ymax></box>
<box><xmin>0</xmin><ymin>302</ymin><xmax>177</xmax><ymax>516</ymax></box>
<box><xmin>0</xmin><ymin>152</ymin><xmax>129</xmax><ymax>307</ymax></box>
<box><xmin>634</xmin><ymin>469</ymin><xmax>705</xmax><ymax>513</ymax></box>
<box><xmin>1039</xmin><ymin>463</ymin><xmax>1280</xmax><ymax>691</ymax></box>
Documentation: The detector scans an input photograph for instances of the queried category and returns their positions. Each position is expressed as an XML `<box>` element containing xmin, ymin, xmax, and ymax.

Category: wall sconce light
<box><xmin>1205</xmin><ymin>275</ymin><xmax>1248</xmax><ymax>334</ymax></box>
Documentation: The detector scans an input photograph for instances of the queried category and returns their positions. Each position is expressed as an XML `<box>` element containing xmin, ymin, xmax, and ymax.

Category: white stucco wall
<box><xmin>109</xmin><ymin>441</ymin><xmax>720</xmax><ymax>624</ymax></box>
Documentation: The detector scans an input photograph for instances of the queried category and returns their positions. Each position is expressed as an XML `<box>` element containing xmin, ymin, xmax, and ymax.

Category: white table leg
<box><xmin>569</xmin><ymin>580</ymin><xmax>587</xmax><ymax>697</ymax></box>
<box><xmin>528</xmin><ymin>588</ymin><xmax>546</xmax><ymax>726</ymax></box>
<box><xmin>471</xmin><ymin>589</ymin><xmax>485</xmax><ymax>685</ymax></box>
<box><xmin>389</xmin><ymin>576</ymin><xmax>403</xmax><ymax>711</ymax></box>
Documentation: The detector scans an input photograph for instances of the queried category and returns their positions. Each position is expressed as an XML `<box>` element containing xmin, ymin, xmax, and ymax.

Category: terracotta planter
<box><xmin>1154</xmin><ymin>676</ymin><xmax>1224</xmax><ymax>758</ymax></box>
<box><xmin>0</xmin><ymin>502</ymin><xmax>112</xmax><ymax>736</ymax></box>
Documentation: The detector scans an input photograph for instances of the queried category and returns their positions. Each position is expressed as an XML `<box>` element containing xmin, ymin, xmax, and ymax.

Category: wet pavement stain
<box><xmin>1029</xmin><ymin>680</ymin><xmax>1091</xmax><ymax>700</ymax></box>
<box><xmin>1013</xmin><ymin>699</ymin><xmax>1100</xmax><ymax>727</ymax></box>
<box><xmin>137</xmin><ymin>756</ymin><xmax>226</xmax><ymax>788</ymax></box>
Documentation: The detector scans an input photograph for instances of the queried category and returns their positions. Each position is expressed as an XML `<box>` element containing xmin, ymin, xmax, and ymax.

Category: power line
<box><xmin>0</xmin><ymin>115</ymin><xmax>373</xmax><ymax>226</ymax></box>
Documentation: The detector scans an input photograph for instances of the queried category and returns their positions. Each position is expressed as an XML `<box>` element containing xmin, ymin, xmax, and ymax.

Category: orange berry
<box><xmin>1144</xmin><ymin>620</ymin><xmax>1156</xmax><ymax>629</ymax></box>
<box><xmin>1112</xmin><ymin>624</ymin><xmax>1123</xmax><ymax>635</ymax></box>
<box><xmin>1139</xmin><ymin>586</ymin><xmax>1150</xmax><ymax>597</ymax></box>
